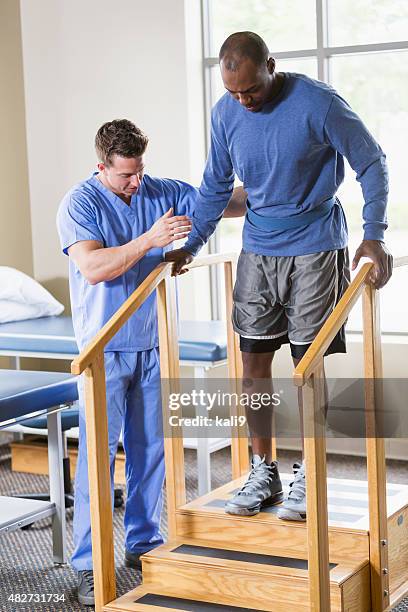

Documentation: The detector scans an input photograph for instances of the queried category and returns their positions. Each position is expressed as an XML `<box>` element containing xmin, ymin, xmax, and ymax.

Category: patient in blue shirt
<box><xmin>167</xmin><ymin>32</ymin><xmax>393</xmax><ymax>523</ymax></box>
<box><xmin>187</xmin><ymin>72</ymin><xmax>388</xmax><ymax>257</ymax></box>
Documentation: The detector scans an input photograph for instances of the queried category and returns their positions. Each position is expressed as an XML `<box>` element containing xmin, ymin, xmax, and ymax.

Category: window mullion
<box><xmin>201</xmin><ymin>0</ymin><xmax>213</xmax><ymax>153</ymax></box>
<box><xmin>316</xmin><ymin>0</ymin><xmax>329</xmax><ymax>83</ymax></box>
<box><xmin>202</xmin><ymin>0</ymin><xmax>222</xmax><ymax>319</ymax></box>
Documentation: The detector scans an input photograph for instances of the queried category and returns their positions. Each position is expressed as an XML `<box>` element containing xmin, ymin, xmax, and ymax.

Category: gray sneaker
<box><xmin>277</xmin><ymin>461</ymin><xmax>306</xmax><ymax>521</ymax></box>
<box><xmin>77</xmin><ymin>569</ymin><xmax>95</xmax><ymax>606</ymax></box>
<box><xmin>225</xmin><ymin>455</ymin><xmax>283</xmax><ymax>516</ymax></box>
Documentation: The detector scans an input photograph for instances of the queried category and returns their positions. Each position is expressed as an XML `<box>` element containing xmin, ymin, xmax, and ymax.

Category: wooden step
<box><xmin>103</xmin><ymin>584</ymin><xmax>275</xmax><ymax>612</ymax></box>
<box><xmin>176</xmin><ymin>473</ymin><xmax>408</xmax><ymax>584</ymax></box>
<box><xmin>104</xmin><ymin>579</ymin><xmax>408</xmax><ymax>612</ymax></box>
<box><xmin>137</xmin><ymin>538</ymin><xmax>370</xmax><ymax>611</ymax></box>
<box><xmin>100</xmin><ymin>475</ymin><xmax>408</xmax><ymax>611</ymax></box>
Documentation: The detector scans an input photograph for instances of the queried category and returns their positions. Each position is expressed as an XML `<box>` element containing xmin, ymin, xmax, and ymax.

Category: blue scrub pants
<box><xmin>71</xmin><ymin>349</ymin><xmax>165</xmax><ymax>571</ymax></box>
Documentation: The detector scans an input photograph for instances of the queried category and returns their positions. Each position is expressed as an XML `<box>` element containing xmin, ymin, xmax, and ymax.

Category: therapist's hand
<box><xmin>146</xmin><ymin>208</ymin><xmax>192</xmax><ymax>248</ymax></box>
<box><xmin>352</xmin><ymin>239</ymin><xmax>393</xmax><ymax>289</ymax></box>
<box><xmin>165</xmin><ymin>248</ymin><xmax>194</xmax><ymax>276</ymax></box>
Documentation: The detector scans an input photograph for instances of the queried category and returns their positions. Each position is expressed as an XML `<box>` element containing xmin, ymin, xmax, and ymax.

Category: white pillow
<box><xmin>0</xmin><ymin>267</ymin><xmax>64</xmax><ymax>323</ymax></box>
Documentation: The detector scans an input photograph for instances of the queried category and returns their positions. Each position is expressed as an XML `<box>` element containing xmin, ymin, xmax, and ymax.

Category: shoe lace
<box><xmin>287</xmin><ymin>462</ymin><xmax>306</xmax><ymax>502</ymax></box>
<box><xmin>238</xmin><ymin>459</ymin><xmax>276</xmax><ymax>496</ymax></box>
<box><xmin>82</xmin><ymin>570</ymin><xmax>94</xmax><ymax>590</ymax></box>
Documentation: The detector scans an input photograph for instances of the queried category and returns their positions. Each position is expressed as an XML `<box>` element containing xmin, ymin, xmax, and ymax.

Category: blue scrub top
<box><xmin>56</xmin><ymin>173</ymin><xmax>197</xmax><ymax>352</ymax></box>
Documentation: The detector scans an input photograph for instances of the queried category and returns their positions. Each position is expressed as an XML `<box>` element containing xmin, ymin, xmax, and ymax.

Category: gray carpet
<box><xmin>0</xmin><ymin>444</ymin><xmax>407</xmax><ymax>611</ymax></box>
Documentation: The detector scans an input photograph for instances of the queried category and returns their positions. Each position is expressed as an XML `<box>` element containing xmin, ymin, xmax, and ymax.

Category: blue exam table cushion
<box><xmin>178</xmin><ymin>321</ymin><xmax>227</xmax><ymax>362</ymax></box>
<box><xmin>0</xmin><ymin>316</ymin><xmax>77</xmax><ymax>354</ymax></box>
<box><xmin>0</xmin><ymin>317</ymin><xmax>227</xmax><ymax>363</ymax></box>
<box><xmin>0</xmin><ymin>370</ymin><xmax>78</xmax><ymax>424</ymax></box>
<box><xmin>22</xmin><ymin>405</ymin><xmax>80</xmax><ymax>430</ymax></box>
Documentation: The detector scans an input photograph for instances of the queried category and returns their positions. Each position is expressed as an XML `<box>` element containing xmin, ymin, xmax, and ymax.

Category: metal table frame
<box><xmin>1</xmin><ymin>403</ymin><xmax>71</xmax><ymax>564</ymax></box>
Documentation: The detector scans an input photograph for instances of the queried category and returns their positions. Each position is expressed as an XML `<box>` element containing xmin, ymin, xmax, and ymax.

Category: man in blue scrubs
<box><xmin>56</xmin><ymin>119</ymin><xmax>245</xmax><ymax>606</ymax></box>
<box><xmin>168</xmin><ymin>32</ymin><xmax>393</xmax><ymax>522</ymax></box>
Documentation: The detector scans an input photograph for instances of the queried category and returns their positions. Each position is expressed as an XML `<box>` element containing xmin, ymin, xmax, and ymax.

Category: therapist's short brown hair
<box><xmin>95</xmin><ymin>119</ymin><xmax>149</xmax><ymax>166</ymax></box>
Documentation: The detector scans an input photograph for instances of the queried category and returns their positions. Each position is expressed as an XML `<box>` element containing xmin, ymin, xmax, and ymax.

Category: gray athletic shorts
<box><xmin>232</xmin><ymin>248</ymin><xmax>350</xmax><ymax>358</ymax></box>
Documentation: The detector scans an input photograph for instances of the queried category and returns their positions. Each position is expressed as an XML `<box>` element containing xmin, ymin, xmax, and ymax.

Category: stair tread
<box><xmin>142</xmin><ymin>538</ymin><xmax>368</xmax><ymax>584</ymax></box>
<box><xmin>104</xmin><ymin>584</ymin><xmax>272</xmax><ymax>612</ymax></box>
<box><xmin>178</xmin><ymin>474</ymin><xmax>408</xmax><ymax>531</ymax></box>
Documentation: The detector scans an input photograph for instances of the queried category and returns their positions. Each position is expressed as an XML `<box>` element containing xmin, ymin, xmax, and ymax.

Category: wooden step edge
<box><xmin>103</xmin><ymin>584</ymin><xmax>271</xmax><ymax>612</ymax></box>
<box><xmin>143</xmin><ymin>554</ymin><xmax>326</xmax><ymax>584</ymax></box>
<box><xmin>177</xmin><ymin>507</ymin><xmax>308</xmax><ymax>528</ymax></box>
<box><xmin>103</xmin><ymin>585</ymin><xmax>187</xmax><ymax>612</ymax></box>
<box><xmin>155</xmin><ymin>535</ymin><xmax>367</xmax><ymax>570</ymax></box>
<box><xmin>164</xmin><ymin>535</ymin><xmax>307</xmax><ymax>558</ymax></box>
<box><xmin>143</xmin><ymin>543</ymin><xmax>368</xmax><ymax>584</ymax></box>
<box><xmin>335</xmin><ymin>559</ymin><xmax>370</xmax><ymax>586</ymax></box>
<box><xmin>175</xmin><ymin>507</ymin><xmax>369</xmax><ymax>536</ymax></box>
<box><xmin>103</xmin><ymin>594</ymin><xmax>180</xmax><ymax>611</ymax></box>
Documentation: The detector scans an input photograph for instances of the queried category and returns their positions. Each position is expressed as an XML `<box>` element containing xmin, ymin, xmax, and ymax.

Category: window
<box><xmin>327</xmin><ymin>0</ymin><xmax>408</xmax><ymax>46</ymax></box>
<box><xmin>208</xmin><ymin>0</ymin><xmax>317</xmax><ymax>55</ymax></box>
<box><xmin>203</xmin><ymin>0</ymin><xmax>408</xmax><ymax>331</ymax></box>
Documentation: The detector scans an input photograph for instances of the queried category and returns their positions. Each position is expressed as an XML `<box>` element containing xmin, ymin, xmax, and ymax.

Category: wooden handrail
<box><xmin>187</xmin><ymin>252</ymin><xmax>237</xmax><ymax>268</ymax></box>
<box><xmin>71</xmin><ymin>252</ymin><xmax>237</xmax><ymax>375</ymax></box>
<box><xmin>293</xmin><ymin>255</ymin><xmax>408</xmax><ymax>386</ymax></box>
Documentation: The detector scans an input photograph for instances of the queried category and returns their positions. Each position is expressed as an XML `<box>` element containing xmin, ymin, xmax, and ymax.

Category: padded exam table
<box><xmin>0</xmin><ymin>370</ymin><xmax>78</xmax><ymax>564</ymax></box>
<box><xmin>0</xmin><ymin>316</ymin><xmax>228</xmax><ymax>495</ymax></box>
<box><xmin>0</xmin><ymin>315</ymin><xmax>227</xmax><ymax>366</ymax></box>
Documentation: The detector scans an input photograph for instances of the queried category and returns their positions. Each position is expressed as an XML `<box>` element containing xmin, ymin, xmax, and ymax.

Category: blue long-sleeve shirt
<box><xmin>184</xmin><ymin>72</ymin><xmax>388</xmax><ymax>257</ymax></box>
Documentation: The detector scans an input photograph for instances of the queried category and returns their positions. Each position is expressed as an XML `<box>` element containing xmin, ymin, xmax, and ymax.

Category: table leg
<box><xmin>47</xmin><ymin>409</ymin><xmax>67</xmax><ymax>565</ymax></box>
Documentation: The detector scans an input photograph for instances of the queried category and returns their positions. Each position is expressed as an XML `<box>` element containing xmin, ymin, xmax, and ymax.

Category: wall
<box><xmin>0</xmin><ymin>0</ymin><xmax>32</xmax><ymax>275</ymax></box>
<box><xmin>19</xmin><ymin>0</ymin><xmax>208</xmax><ymax>318</ymax></box>
<box><xmin>0</xmin><ymin>0</ymin><xmax>33</xmax><ymax>370</ymax></box>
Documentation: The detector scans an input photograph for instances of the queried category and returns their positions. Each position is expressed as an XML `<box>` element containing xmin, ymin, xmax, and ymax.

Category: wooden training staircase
<box><xmin>71</xmin><ymin>253</ymin><xmax>408</xmax><ymax>612</ymax></box>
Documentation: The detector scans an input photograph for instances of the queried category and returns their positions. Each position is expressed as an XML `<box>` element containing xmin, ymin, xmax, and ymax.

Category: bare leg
<box><xmin>241</xmin><ymin>351</ymin><xmax>275</xmax><ymax>464</ymax></box>
<box><xmin>225</xmin><ymin>350</ymin><xmax>284</xmax><ymax>516</ymax></box>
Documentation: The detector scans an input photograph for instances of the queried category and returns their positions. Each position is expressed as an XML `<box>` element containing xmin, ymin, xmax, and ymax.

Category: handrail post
<box><xmin>303</xmin><ymin>361</ymin><xmax>330</xmax><ymax>612</ymax></box>
<box><xmin>224</xmin><ymin>260</ymin><xmax>249</xmax><ymax>478</ymax></box>
<box><xmin>363</xmin><ymin>282</ymin><xmax>389</xmax><ymax>611</ymax></box>
<box><xmin>83</xmin><ymin>350</ymin><xmax>116</xmax><ymax>611</ymax></box>
<box><xmin>157</xmin><ymin>276</ymin><xmax>186</xmax><ymax>538</ymax></box>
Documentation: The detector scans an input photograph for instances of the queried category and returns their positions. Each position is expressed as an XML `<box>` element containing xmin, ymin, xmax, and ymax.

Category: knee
<box><xmin>242</xmin><ymin>351</ymin><xmax>274</xmax><ymax>378</ymax></box>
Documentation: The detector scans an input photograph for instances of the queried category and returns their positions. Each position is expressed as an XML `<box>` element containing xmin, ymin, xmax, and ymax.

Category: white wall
<box><xmin>19</xmin><ymin>0</ymin><xmax>208</xmax><ymax>317</ymax></box>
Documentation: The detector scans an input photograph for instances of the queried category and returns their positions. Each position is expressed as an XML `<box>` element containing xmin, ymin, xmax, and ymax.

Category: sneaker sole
<box><xmin>77</xmin><ymin>592</ymin><xmax>95</xmax><ymax>606</ymax></box>
<box><xmin>277</xmin><ymin>507</ymin><xmax>307</xmax><ymax>522</ymax></box>
<box><xmin>225</xmin><ymin>490</ymin><xmax>284</xmax><ymax>516</ymax></box>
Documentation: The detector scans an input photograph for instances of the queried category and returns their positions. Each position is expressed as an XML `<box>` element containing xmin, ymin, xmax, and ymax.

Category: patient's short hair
<box><xmin>95</xmin><ymin>119</ymin><xmax>149</xmax><ymax>166</ymax></box>
<box><xmin>219</xmin><ymin>31</ymin><xmax>269</xmax><ymax>71</ymax></box>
